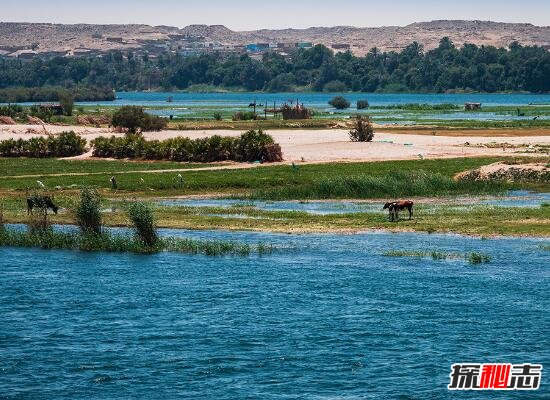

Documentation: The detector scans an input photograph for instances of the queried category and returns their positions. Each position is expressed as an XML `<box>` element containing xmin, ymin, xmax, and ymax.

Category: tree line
<box><xmin>0</xmin><ymin>38</ymin><xmax>548</xmax><ymax>93</ymax></box>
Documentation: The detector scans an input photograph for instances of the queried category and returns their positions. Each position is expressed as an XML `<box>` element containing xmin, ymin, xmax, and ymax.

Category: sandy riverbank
<box><xmin>1</xmin><ymin>124</ymin><xmax>549</xmax><ymax>162</ymax></box>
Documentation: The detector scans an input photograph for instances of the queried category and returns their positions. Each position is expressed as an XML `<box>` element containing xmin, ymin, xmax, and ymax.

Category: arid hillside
<box><xmin>0</xmin><ymin>20</ymin><xmax>549</xmax><ymax>57</ymax></box>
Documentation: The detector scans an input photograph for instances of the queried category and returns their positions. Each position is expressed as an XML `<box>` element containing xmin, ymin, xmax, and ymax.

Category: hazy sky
<box><xmin>3</xmin><ymin>0</ymin><xmax>549</xmax><ymax>30</ymax></box>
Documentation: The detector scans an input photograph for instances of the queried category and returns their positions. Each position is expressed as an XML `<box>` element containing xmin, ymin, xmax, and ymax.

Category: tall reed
<box><xmin>127</xmin><ymin>202</ymin><xmax>158</xmax><ymax>247</ymax></box>
<box><xmin>74</xmin><ymin>187</ymin><xmax>102</xmax><ymax>235</ymax></box>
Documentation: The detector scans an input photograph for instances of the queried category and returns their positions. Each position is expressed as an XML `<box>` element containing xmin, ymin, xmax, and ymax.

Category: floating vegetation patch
<box><xmin>383</xmin><ymin>250</ymin><xmax>491</xmax><ymax>264</ymax></box>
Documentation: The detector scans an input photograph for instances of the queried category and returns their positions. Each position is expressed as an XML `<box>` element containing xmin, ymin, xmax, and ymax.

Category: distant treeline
<box><xmin>0</xmin><ymin>86</ymin><xmax>115</xmax><ymax>103</ymax></box>
<box><xmin>0</xmin><ymin>38</ymin><xmax>549</xmax><ymax>93</ymax></box>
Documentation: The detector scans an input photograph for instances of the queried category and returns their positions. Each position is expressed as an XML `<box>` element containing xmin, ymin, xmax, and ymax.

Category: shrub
<box><xmin>47</xmin><ymin>131</ymin><xmax>87</xmax><ymax>157</ymax></box>
<box><xmin>349</xmin><ymin>115</ymin><xmax>374</xmax><ymax>142</ymax></box>
<box><xmin>213</xmin><ymin>112</ymin><xmax>222</xmax><ymax>121</ymax></box>
<box><xmin>75</xmin><ymin>187</ymin><xmax>102</xmax><ymax>235</ymax></box>
<box><xmin>127</xmin><ymin>202</ymin><xmax>158</xmax><ymax>247</ymax></box>
<box><xmin>357</xmin><ymin>100</ymin><xmax>369</xmax><ymax>109</ymax></box>
<box><xmin>329</xmin><ymin>96</ymin><xmax>350</xmax><ymax>109</ymax></box>
<box><xmin>232</xmin><ymin>111</ymin><xmax>257</xmax><ymax>121</ymax></box>
<box><xmin>111</xmin><ymin>106</ymin><xmax>167</xmax><ymax>133</ymax></box>
<box><xmin>91</xmin><ymin>130</ymin><xmax>282</xmax><ymax>163</ymax></box>
<box><xmin>0</xmin><ymin>104</ymin><xmax>25</xmax><ymax>119</ymax></box>
<box><xmin>280</xmin><ymin>103</ymin><xmax>312</xmax><ymax>120</ymax></box>
<box><xmin>235</xmin><ymin>129</ymin><xmax>283</xmax><ymax>162</ymax></box>
<box><xmin>0</xmin><ymin>131</ymin><xmax>86</xmax><ymax>158</ymax></box>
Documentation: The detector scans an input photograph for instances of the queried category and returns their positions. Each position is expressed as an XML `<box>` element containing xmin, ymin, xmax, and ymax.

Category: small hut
<box><xmin>464</xmin><ymin>102</ymin><xmax>481</xmax><ymax>111</ymax></box>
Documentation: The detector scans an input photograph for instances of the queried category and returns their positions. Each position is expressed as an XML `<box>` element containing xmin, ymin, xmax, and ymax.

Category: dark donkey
<box><xmin>383</xmin><ymin>200</ymin><xmax>414</xmax><ymax>222</ymax></box>
<box><xmin>27</xmin><ymin>196</ymin><xmax>59</xmax><ymax>215</ymax></box>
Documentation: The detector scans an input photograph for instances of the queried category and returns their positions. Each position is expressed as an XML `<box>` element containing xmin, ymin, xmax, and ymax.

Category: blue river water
<box><xmin>0</xmin><ymin>229</ymin><xmax>548</xmax><ymax>399</ymax></box>
<box><xmin>78</xmin><ymin>92</ymin><xmax>550</xmax><ymax>107</ymax></box>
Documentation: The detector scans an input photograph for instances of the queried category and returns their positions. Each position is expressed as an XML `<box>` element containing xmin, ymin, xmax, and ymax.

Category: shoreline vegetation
<box><xmin>0</xmin><ymin>157</ymin><xmax>548</xmax><ymax>237</ymax></box>
<box><xmin>0</xmin><ymin>188</ymin><xmax>273</xmax><ymax>256</ymax></box>
<box><xmin>0</xmin><ymin>86</ymin><xmax>115</xmax><ymax>103</ymax></box>
<box><xmin>1</xmin><ymin>40</ymin><xmax>549</xmax><ymax>94</ymax></box>
<box><xmin>4</xmin><ymin>103</ymin><xmax>550</xmax><ymax>131</ymax></box>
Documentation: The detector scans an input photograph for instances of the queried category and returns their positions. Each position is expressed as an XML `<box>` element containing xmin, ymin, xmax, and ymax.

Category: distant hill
<box><xmin>0</xmin><ymin>20</ymin><xmax>549</xmax><ymax>57</ymax></box>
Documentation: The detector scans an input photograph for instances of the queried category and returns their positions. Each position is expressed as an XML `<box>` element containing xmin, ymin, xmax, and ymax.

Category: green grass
<box><xmin>1</xmin><ymin>157</ymin><xmax>524</xmax><ymax>198</ymax></box>
<box><xmin>0</xmin><ymin>158</ymin><xmax>213</xmax><ymax>177</ymax></box>
<box><xmin>252</xmin><ymin>169</ymin><xmax>506</xmax><ymax>200</ymax></box>
<box><xmin>3</xmin><ymin>201</ymin><xmax>549</xmax><ymax>237</ymax></box>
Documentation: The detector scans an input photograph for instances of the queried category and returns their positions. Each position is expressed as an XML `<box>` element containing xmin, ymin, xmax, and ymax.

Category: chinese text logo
<box><xmin>448</xmin><ymin>363</ymin><xmax>542</xmax><ymax>390</ymax></box>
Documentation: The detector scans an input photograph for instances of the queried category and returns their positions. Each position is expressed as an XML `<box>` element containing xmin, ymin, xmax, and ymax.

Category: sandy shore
<box><xmin>2</xmin><ymin>124</ymin><xmax>550</xmax><ymax>162</ymax></box>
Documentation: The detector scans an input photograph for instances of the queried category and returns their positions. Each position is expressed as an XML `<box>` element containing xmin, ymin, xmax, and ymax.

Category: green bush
<box><xmin>235</xmin><ymin>129</ymin><xmax>283</xmax><ymax>162</ymax></box>
<box><xmin>91</xmin><ymin>130</ymin><xmax>282</xmax><ymax>163</ymax></box>
<box><xmin>0</xmin><ymin>104</ymin><xmax>25</xmax><ymax>119</ymax></box>
<box><xmin>329</xmin><ymin>96</ymin><xmax>350</xmax><ymax>109</ymax></box>
<box><xmin>111</xmin><ymin>106</ymin><xmax>167</xmax><ymax>133</ymax></box>
<box><xmin>127</xmin><ymin>202</ymin><xmax>158</xmax><ymax>247</ymax></box>
<box><xmin>232</xmin><ymin>111</ymin><xmax>257</xmax><ymax>121</ymax></box>
<box><xmin>357</xmin><ymin>100</ymin><xmax>369</xmax><ymax>109</ymax></box>
<box><xmin>213</xmin><ymin>112</ymin><xmax>222</xmax><ymax>121</ymax></box>
<box><xmin>75</xmin><ymin>187</ymin><xmax>102</xmax><ymax>235</ymax></box>
<box><xmin>0</xmin><ymin>131</ymin><xmax>86</xmax><ymax>158</ymax></box>
<box><xmin>349</xmin><ymin>115</ymin><xmax>374</xmax><ymax>142</ymax></box>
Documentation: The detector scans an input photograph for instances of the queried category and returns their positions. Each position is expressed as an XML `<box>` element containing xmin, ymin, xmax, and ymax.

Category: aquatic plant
<box><xmin>26</xmin><ymin>209</ymin><xmax>52</xmax><ymax>235</ymax></box>
<box><xmin>0</xmin><ymin>226</ymin><xmax>273</xmax><ymax>257</ymax></box>
<box><xmin>0</xmin><ymin>201</ymin><xmax>4</xmax><ymax>232</ymax></box>
<box><xmin>383</xmin><ymin>250</ymin><xmax>491</xmax><ymax>264</ymax></box>
<box><xmin>127</xmin><ymin>202</ymin><xmax>158</xmax><ymax>247</ymax></box>
<box><xmin>467</xmin><ymin>252</ymin><xmax>491</xmax><ymax>264</ymax></box>
<box><xmin>74</xmin><ymin>187</ymin><xmax>102</xmax><ymax>235</ymax></box>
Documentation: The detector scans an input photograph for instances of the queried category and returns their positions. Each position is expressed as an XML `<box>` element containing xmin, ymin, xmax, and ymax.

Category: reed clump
<box><xmin>0</xmin><ymin>189</ymin><xmax>274</xmax><ymax>257</ymax></box>
<box><xmin>74</xmin><ymin>187</ymin><xmax>102</xmax><ymax>235</ymax></box>
<box><xmin>383</xmin><ymin>249</ymin><xmax>491</xmax><ymax>264</ymax></box>
<box><xmin>127</xmin><ymin>202</ymin><xmax>158</xmax><ymax>247</ymax></box>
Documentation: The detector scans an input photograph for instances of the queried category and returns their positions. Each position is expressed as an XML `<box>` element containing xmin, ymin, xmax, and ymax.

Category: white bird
<box><xmin>140</xmin><ymin>178</ymin><xmax>145</xmax><ymax>184</ymax></box>
<box><xmin>36</xmin><ymin>180</ymin><xmax>45</xmax><ymax>189</ymax></box>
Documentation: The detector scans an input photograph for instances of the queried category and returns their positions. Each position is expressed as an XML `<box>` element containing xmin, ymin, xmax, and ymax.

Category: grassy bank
<box><xmin>2</xmin><ymin>203</ymin><xmax>549</xmax><ymax>237</ymax></box>
<box><xmin>1</xmin><ymin>157</ymin><xmax>532</xmax><ymax>198</ymax></box>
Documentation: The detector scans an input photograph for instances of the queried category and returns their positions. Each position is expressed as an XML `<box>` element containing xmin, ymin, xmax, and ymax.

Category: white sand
<box><xmin>2</xmin><ymin>124</ymin><xmax>550</xmax><ymax>162</ymax></box>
